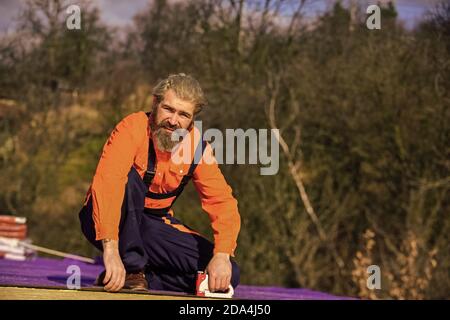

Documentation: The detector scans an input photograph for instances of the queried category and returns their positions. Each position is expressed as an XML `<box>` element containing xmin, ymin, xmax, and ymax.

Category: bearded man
<box><xmin>78</xmin><ymin>73</ymin><xmax>240</xmax><ymax>294</ymax></box>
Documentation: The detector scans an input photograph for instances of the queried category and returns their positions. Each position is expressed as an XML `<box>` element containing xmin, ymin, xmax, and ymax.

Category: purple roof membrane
<box><xmin>0</xmin><ymin>257</ymin><xmax>354</xmax><ymax>300</ymax></box>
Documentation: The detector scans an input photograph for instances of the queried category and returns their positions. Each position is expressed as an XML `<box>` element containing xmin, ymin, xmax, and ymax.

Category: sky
<box><xmin>0</xmin><ymin>0</ymin><xmax>443</xmax><ymax>33</ymax></box>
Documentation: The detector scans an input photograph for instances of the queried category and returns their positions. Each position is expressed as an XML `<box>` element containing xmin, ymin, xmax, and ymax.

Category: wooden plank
<box><xmin>0</xmin><ymin>286</ymin><xmax>210</xmax><ymax>300</ymax></box>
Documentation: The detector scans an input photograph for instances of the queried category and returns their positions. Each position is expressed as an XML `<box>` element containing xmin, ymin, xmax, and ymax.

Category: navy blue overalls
<box><xmin>79</xmin><ymin>116</ymin><xmax>240</xmax><ymax>293</ymax></box>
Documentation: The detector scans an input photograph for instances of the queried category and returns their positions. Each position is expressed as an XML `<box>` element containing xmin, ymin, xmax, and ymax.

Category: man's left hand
<box><xmin>205</xmin><ymin>252</ymin><xmax>232</xmax><ymax>292</ymax></box>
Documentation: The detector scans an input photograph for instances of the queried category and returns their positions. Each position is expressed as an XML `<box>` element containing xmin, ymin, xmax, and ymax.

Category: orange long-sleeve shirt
<box><xmin>86</xmin><ymin>111</ymin><xmax>241</xmax><ymax>256</ymax></box>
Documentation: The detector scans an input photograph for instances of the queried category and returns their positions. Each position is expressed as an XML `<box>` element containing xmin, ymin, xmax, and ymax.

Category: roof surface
<box><xmin>0</xmin><ymin>257</ymin><xmax>353</xmax><ymax>300</ymax></box>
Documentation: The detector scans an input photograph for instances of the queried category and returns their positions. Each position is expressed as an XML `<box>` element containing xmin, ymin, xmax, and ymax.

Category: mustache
<box><xmin>157</xmin><ymin>120</ymin><xmax>180</xmax><ymax>131</ymax></box>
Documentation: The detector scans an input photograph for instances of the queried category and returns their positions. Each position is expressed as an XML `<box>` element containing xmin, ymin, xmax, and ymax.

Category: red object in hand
<box><xmin>195</xmin><ymin>271</ymin><xmax>234</xmax><ymax>299</ymax></box>
<box><xmin>195</xmin><ymin>271</ymin><xmax>208</xmax><ymax>297</ymax></box>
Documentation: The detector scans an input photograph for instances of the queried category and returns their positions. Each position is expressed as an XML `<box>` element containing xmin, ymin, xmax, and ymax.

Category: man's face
<box><xmin>151</xmin><ymin>89</ymin><xmax>195</xmax><ymax>152</ymax></box>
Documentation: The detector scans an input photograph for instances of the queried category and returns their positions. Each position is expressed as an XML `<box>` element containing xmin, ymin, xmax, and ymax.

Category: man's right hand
<box><xmin>102</xmin><ymin>239</ymin><xmax>126</xmax><ymax>292</ymax></box>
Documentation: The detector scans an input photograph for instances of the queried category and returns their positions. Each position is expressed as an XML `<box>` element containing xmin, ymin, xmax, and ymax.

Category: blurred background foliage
<box><xmin>0</xmin><ymin>0</ymin><xmax>448</xmax><ymax>299</ymax></box>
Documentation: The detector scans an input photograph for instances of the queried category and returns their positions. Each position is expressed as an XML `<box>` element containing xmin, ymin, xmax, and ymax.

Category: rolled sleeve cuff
<box><xmin>213</xmin><ymin>242</ymin><xmax>237</xmax><ymax>257</ymax></box>
<box><xmin>94</xmin><ymin>224</ymin><xmax>119</xmax><ymax>241</ymax></box>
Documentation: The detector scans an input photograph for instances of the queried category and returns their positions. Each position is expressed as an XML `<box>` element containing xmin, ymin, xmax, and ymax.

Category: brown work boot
<box><xmin>94</xmin><ymin>270</ymin><xmax>148</xmax><ymax>291</ymax></box>
<box><xmin>124</xmin><ymin>271</ymin><xmax>148</xmax><ymax>291</ymax></box>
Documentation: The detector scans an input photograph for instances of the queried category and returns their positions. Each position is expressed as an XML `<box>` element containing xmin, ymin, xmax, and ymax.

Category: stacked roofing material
<box><xmin>0</xmin><ymin>215</ymin><xmax>36</xmax><ymax>261</ymax></box>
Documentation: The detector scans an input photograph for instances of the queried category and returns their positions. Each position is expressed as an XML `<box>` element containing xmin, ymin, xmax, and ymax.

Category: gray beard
<box><xmin>153</xmin><ymin>128</ymin><xmax>179</xmax><ymax>152</ymax></box>
<box><xmin>150</xmin><ymin>114</ymin><xmax>185</xmax><ymax>152</ymax></box>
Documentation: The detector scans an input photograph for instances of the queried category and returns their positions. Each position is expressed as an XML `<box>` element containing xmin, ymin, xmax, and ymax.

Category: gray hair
<box><xmin>152</xmin><ymin>73</ymin><xmax>207</xmax><ymax>115</ymax></box>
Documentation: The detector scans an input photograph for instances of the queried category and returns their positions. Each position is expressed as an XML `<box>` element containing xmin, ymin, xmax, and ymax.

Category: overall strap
<box><xmin>143</xmin><ymin>112</ymin><xmax>156</xmax><ymax>188</ymax></box>
<box><xmin>143</xmin><ymin>138</ymin><xmax>156</xmax><ymax>188</ymax></box>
